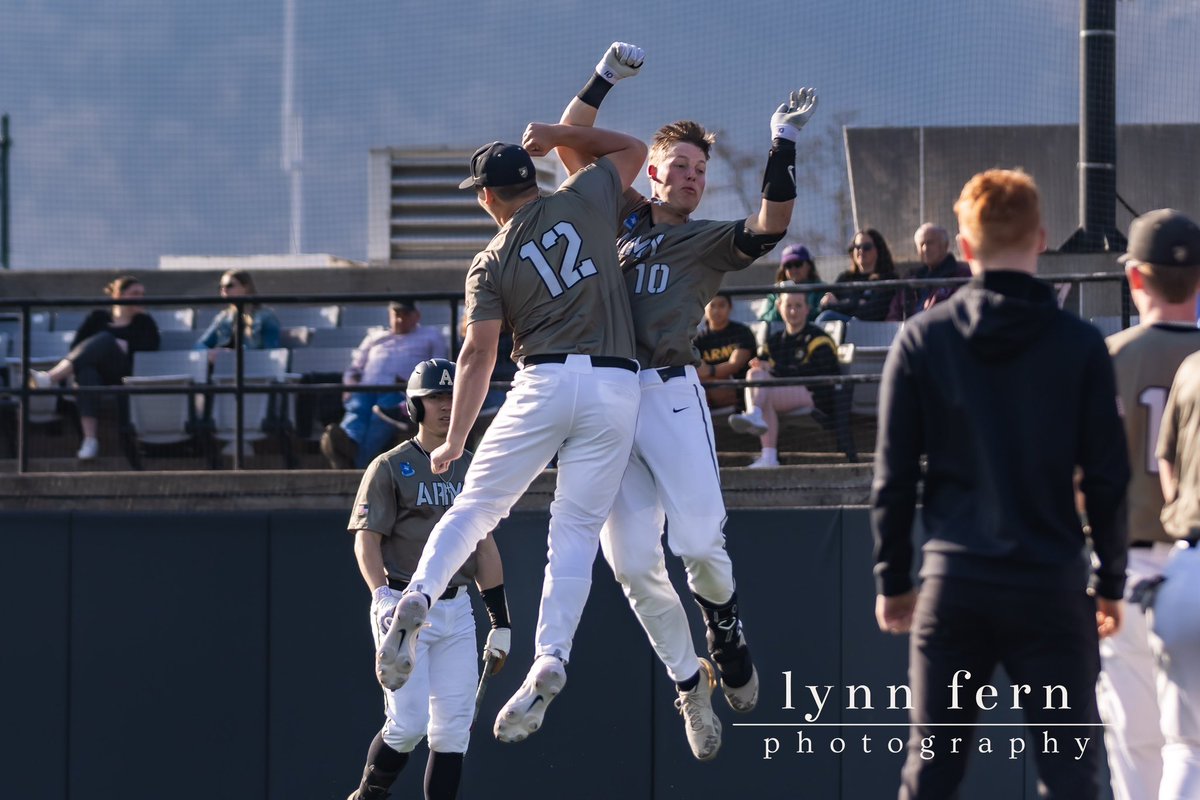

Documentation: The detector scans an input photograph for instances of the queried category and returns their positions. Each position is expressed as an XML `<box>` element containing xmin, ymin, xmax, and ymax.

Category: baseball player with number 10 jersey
<box><xmin>554</xmin><ymin>42</ymin><xmax>817</xmax><ymax>760</ymax></box>
<box><xmin>378</xmin><ymin>124</ymin><xmax>648</xmax><ymax>746</ymax></box>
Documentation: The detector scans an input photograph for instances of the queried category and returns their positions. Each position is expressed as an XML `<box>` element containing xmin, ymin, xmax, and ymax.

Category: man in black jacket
<box><xmin>871</xmin><ymin>169</ymin><xmax>1130</xmax><ymax>799</ymax></box>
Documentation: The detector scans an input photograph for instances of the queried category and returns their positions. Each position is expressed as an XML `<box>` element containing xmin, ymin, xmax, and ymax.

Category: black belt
<box><xmin>388</xmin><ymin>578</ymin><xmax>462</xmax><ymax>600</ymax></box>
<box><xmin>1129</xmin><ymin>541</ymin><xmax>1154</xmax><ymax>549</ymax></box>
<box><xmin>655</xmin><ymin>365</ymin><xmax>688</xmax><ymax>381</ymax></box>
<box><xmin>524</xmin><ymin>353</ymin><xmax>638</xmax><ymax>372</ymax></box>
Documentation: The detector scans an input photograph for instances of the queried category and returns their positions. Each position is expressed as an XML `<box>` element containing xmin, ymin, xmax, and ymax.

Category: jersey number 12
<box><xmin>520</xmin><ymin>221</ymin><xmax>597</xmax><ymax>298</ymax></box>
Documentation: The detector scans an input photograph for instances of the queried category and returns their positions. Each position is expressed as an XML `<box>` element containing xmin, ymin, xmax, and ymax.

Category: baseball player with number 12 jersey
<box><xmin>377</xmin><ymin>123</ymin><xmax>648</xmax><ymax>746</ymax></box>
<box><xmin>551</xmin><ymin>41</ymin><xmax>816</xmax><ymax>759</ymax></box>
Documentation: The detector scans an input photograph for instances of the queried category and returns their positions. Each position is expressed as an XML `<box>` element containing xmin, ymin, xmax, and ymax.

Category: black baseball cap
<box><xmin>389</xmin><ymin>297</ymin><xmax>418</xmax><ymax>312</ymax></box>
<box><xmin>458</xmin><ymin>142</ymin><xmax>536</xmax><ymax>190</ymax></box>
<box><xmin>1119</xmin><ymin>209</ymin><xmax>1200</xmax><ymax>268</ymax></box>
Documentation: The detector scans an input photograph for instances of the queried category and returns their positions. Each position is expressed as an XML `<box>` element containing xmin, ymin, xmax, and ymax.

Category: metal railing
<box><xmin>2</xmin><ymin>273</ymin><xmax>1132</xmax><ymax>472</ymax></box>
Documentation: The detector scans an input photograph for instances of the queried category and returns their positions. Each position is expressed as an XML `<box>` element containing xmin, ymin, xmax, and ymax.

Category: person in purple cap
<box><xmin>759</xmin><ymin>243</ymin><xmax>823</xmax><ymax>326</ymax></box>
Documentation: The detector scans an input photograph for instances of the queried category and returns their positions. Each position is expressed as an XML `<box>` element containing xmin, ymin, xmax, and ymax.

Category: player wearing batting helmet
<box><xmin>346</xmin><ymin>358</ymin><xmax>510</xmax><ymax>800</ymax></box>
<box><xmin>545</xmin><ymin>42</ymin><xmax>817</xmax><ymax>761</ymax></box>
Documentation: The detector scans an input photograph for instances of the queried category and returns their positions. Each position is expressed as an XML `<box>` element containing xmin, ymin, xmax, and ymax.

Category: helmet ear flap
<box><xmin>405</xmin><ymin>395</ymin><xmax>424</xmax><ymax>424</ymax></box>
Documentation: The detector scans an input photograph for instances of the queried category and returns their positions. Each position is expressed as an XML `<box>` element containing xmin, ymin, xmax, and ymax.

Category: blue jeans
<box><xmin>340</xmin><ymin>390</ymin><xmax>405</xmax><ymax>468</ymax></box>
<box><xmin>814</xmin><ymin>309</ymin><xmax>852</xmax><ymax>324</ymax></box>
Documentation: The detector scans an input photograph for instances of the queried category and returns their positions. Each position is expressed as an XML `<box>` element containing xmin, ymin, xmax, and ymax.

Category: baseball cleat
<box><xmin>729</xmin><ymin>409</ymin><xmax>768</xmax><ymax>437</ymax></box>
<box><xmin>494</xmin><ymin>655</ymin><xmax>567</xmax><ymax>743</ymax></box>
<box><xmin>675</xmin><ymin>658</ymin><xmax>722</xmax><ymax>761</ymax></box>
<box><xmin>375</xmin><ymin>592</ymin><xmax>428</xmax><ymax>691</ymax></box>
<box><xmin>720</xmin><ymin>662</ymin><xmax>760</xmax><ymax>713</ymax></box>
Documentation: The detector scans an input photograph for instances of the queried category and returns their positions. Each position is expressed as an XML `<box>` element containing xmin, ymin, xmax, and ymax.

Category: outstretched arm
<box><xmin>430</xmin><ymin>318</ymin><xmax>500</xmax><ymax>474</ymax></box>
<box><xmin>557</xmin><ymin>42</ymin><xmax>644</xmax><ymax>175</ymax></box>
<box><xmin>744</xmin><ymin>88</ymin><xmax>818</xmax><ymax>237</ymax></box>
<box><xmin>523</xmin><ymin>123</ymin><xmax>647</xmax><ymax>191</ymax></box>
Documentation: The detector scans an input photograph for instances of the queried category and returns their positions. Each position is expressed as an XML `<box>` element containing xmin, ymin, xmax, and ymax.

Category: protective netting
<box><xmin>1</xmin><ymin>1</ymin><xmax>1197</xmax><ymax>269</ymax></box>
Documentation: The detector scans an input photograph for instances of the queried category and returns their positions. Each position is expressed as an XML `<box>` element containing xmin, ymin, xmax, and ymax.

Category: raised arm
<box><xmin>556</xmin><ymin>42</ymin><xmax>645</xmax><ymax>175</ymax></box>
<box><xmin>522</xmin><ymin>123</ymin><xmax>647</xmax><ymax>191</ymax></box>
<box><xmin>430</xmin><ymin>318</ymin><xmax>500</xmax><ymax>474</ymax></box>
<box><xmin>744</xmin><ymin>89</ymin><xmax>818</xmax><ymax>237</ymax></box>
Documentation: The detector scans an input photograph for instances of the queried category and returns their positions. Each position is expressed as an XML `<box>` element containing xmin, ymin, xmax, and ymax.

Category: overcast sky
<box><xmin>1</xmin><ymin>0</ymin><xmax>1197</xmax><ymax>269</ymax></box>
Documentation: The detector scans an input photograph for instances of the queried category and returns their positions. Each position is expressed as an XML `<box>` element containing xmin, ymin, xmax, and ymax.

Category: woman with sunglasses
<box><xmin>194</xmin><ymin>269</ymin><xmax>281</xmax><ymax>357</ymax></box>
<box><xmin>815</xmin><ymin>228</ymin><xmax>898</xmax><ymax>323</ymax></box>
<box><xmin>28</xmin><ymin>275</ymin><xmax>161</xmax><ymax>460</ymax></box>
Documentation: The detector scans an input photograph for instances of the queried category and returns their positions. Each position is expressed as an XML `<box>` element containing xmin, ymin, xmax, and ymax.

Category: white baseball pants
<box><xmin>1149</xmin><ymin>542</ymin><xmax>1200</xmax><ymax>800</ymax></box>
<box><xmin>373</xmin><ymin>591</ymin><xmax>477</xmax><ymax>754</ymax></box>
<box><xmin>600</xmin><ymin>366</ymin><xmax>735</xmax><ymax>682</ymax></box>
<box><xmin>409</xmin><ymin>355</ymin><xmax>639</xmax><ymax>663</ymax></box>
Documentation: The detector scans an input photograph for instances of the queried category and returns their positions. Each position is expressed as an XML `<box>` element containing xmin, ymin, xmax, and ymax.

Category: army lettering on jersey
<box><xmin>1108</xmin><ymin>323</ymin><xmax>1200</xmax><ymax>543</ymax></box>
<box><xmin>695</xmin><ymin>320</ymin><xmax>756</xmax><ymax>374</ymax></box>
<box><xmin>614</xmin><ymin>191</ymin><xmax>770</xmax><ymax>369</ymax></box>
<box><xmin>347</xmin><ymin>440</ymin><xmax>476</xmax><ymax>587</ymax></box>
<box><xmin>463</xmin><ymin>158</ymin><xmax>635</xmax><ymax>363</ymax></box>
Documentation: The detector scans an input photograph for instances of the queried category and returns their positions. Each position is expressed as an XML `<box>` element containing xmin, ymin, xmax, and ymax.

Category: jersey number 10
<box><xmin>520</xmin><ymin>221</ymin><xmax>597</xmax><ymax>298</ymax></box>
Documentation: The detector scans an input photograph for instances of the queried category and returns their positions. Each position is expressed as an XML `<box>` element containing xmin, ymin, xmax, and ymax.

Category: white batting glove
<box><xmin>595</xmin><ymin>42</ymin><xmax>645</xmax><ymax>84</ymax></box>
<box><xmin>483</xmin><ymin>627</ymin><xmax>511</xmax><ymax>674</ymax></box>
<box><xmin>770</xmin><ymin>88</ymin><xmax>819</xmax><ymax>142</ymax></box>
<box><xmin>370</xmin><ymin>585</ymin><xmax>400</xmax><ymax>637</ymax></box>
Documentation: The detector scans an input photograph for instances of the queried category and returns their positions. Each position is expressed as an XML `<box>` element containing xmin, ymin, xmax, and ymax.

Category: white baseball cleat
<box><xmin>494</xmin><ymin>655</ymin><xmax>567</xmax><ymax>743</ymax></box>
<box><xmin>729</xmin><ymin>409</ymin><xmax>768</xmax><ymax>437</ymax></box>
<box><xmin>675</xmin><ymin>658</ymin><xmax>722</xmax><ymax>761</ymax></box>
<box><xmin>375</xmin><ymin>592</ymin><xmax>428</xmax><ymax>691</ymax></box>
<box><xmin>721</xmin><ymin>663</ymin><xmax>760</xmax><ymax>713</ymax></box>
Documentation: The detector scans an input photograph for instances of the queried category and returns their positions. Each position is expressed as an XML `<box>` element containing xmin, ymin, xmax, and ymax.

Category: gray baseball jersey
<box><xmin>347</xmin><ymin>440</ymin><xmax>476</xmax><ymax>587</ymax></box>
<box><xmin>464</xmin><ymin>157</ymin><xmax>635</xmax><ymax>362</ymax></box>
<box><xmin>1158</xmin><ymin>348</ymin><xmax>1200</xmax><ymax>540</ymax></box>
<box><xmin>614</xmin><ymin>191</ymin><xmax>759</xmax><ymax>368</ymax></box>
<box><xmin>1108</xmin><ymin>323</ymin><xmax>1200</xmax><ymax>542</ymax></box>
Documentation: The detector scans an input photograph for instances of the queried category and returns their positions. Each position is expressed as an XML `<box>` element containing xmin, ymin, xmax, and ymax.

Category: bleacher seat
<box><xmin>338</xmin><ymin>305</ymin><xmax>389</xmax><ymax>329</ymax></box>
<box><xmin>274</xmin><ymin>305</ymin><xmax>340</xmax><ymax>329</ymax></box>
<box><xmin>210</xmin><ymin>348</ymin><xmax>291</xmax><ymax>459</ymax></box>
<box><xmin>279</xmin><ymin>326</ymin><xmax>313</xmax><ymax>349</ymax></box>
<box><xmin>310</xmin><ymin>326</ymin><xmax>379</xmax><ymax>349</ymax></box>
<box><xmin>149</xmin><ymin>308</ymin><xmax>196</xmax><ymax>332</ymax></box>
<box><xmin>158</xmin><ymin>329</ymin><xmax>201</xmax><ymax>351</ymax></box>
<box><xmin>124</xmin><ymin>351</ymin><xmax>211</xmax><ymax>458</ymax></box>
<box><xmin>843</xmin><ymin>320</ymin><xmax>902</xmax><ymax>348</ymax></box>
<box><xmin>51</xmin><ymin>310</ymin><xmax>89</xmax><ymax>333</ymax></box>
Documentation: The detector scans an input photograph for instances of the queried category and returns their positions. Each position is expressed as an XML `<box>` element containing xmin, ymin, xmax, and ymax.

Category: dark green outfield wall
<box><xmin>1</xmin><ymin>508</ymin><xmax>1108</xmax><ymax>799</ymax></box>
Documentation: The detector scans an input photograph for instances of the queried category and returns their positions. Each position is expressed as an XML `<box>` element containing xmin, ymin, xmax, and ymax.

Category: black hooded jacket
<box><xmin>871</xmin><ymin>270</ymin><xmax>1130</xmax><ymax>599</ymax></box>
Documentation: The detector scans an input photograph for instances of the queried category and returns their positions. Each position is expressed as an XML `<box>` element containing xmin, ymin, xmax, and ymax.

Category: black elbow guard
<box><xmin>761</xmin><ymin>138</ymin><xmax>797</xmax><ymax>202</ymax></box>
<box><xmin>733</xmin><ymin>225</ymin><xmax>786</xmax><ymax>259</ymax></box>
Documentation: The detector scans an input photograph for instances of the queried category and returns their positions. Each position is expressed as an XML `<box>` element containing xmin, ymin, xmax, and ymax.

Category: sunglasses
<box><xmin>220</xmin><ymin>281</ymin><xmax>240</xmax><ymax>289</ymax></box>
<box><xmin>851</xmin><ymin>242</ymin><xmax>875</xmax><ymax>252</ymax></box>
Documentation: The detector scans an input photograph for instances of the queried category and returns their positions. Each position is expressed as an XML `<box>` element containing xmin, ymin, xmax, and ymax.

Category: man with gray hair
<box><xmin>887</xmin><ymin>222</ymin><xmax>970</xmax><ymax>321</ymax></box>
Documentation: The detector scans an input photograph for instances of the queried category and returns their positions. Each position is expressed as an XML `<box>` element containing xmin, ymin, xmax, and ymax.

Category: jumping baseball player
<box><xmin>377</xmin><ymin>124</ymin><xmax>647</xmax><ymax>745</ymax></box>
<box><xmin>1102</xmin><ymin>209</ymin><xmax>1200</xmax><ymax>800</ymax></box>
<box><xmin>548</xmin><ymin>42</ymin><xmax>816</xmax><ymax>760</ymax></box>
<box><xmin>346</xmin><ymin>358</ymin><xmax>511</xmax><ymax>800</ymax></box>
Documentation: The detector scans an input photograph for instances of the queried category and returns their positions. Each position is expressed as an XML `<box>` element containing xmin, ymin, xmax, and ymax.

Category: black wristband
<box><xmin>577</xmin><ymin>73</ymin><xmax>614</xmax><ymax>109</ymax></box>
<box><xmin>480</xmin><ymin>584</ymin><xmax>510</xmax><ymax>629</ymax></box>
<box><xmin>761</xmin><ymin>138</ymin><xmax>797</xmax><ymax>202</ymax></box>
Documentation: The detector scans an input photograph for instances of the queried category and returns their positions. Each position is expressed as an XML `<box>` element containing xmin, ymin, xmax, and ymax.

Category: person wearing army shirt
<box><xmin>1100</xmin><ymin>209</ymin><xmax>1200</xmax><ymax>800</ymax></box>
<box><xmin>550</xmin><ymin>41</ymin><xmax>818</xmax><ymax>761</ymax></box>
<box><xmin>378</xmin><ymin>122</ymin><xmax>647</xmax><ymax>746</ymax></box>
<box><xmin>346</xmin><ymin>358</ymin><xmax>510</xmax><ymax>800</ymax></box>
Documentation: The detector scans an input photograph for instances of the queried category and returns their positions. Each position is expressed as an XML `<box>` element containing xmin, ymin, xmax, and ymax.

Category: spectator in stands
<box><xmin>816</xmin><ymin>228</ymin><xmax>898</xmax><ymax>323</ymax></box>
<box><xmin>758</xmin><ymin>243</ymin><xmax>822</xmax><ymax>325</ymax></box>
<box><xmin>194</xmin><ymin>269</ymin><xmax>281</xmax><ymax>358</ymax></box>
<box><xmin>695</xmin><ymin>291</ymin><xmax>756</xmax><ymax>411</ymax></box>
<box><xmin>322</xmin><ymin>298</ymin><xmax>448</xmax><ymax>468</ymax></box>
<box><xmin>728</xmin><ymin>291</ymin><xmax>840</xmax><ymax>468</ymax></box>
<box><xmin>29</xmin><ymin>275</ymin><xmax>160</xmax><ymax>460</ymax></box>
<box><xmin>887</xmin><ymin>223</ymin><xmax>971</xmax><ymax>321</ymax></box>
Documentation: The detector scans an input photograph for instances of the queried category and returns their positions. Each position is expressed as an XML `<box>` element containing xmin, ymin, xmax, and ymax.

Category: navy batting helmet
<box><xmin>405</xmin><ymin>358</ymin><xmax>456</xmax><ymax>424</ymax></box>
